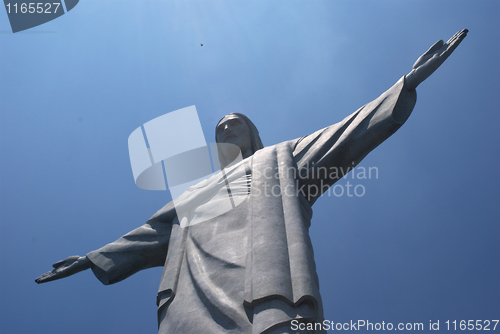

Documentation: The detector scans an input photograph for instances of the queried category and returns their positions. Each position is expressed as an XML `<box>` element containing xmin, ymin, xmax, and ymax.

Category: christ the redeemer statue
<box><xmin>36</xmin><ymin>30</ymin><xmax>467</xmax><ymax>334</ymax></box>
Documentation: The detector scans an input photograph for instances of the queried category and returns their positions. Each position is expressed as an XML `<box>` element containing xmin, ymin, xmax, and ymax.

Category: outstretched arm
<box><xmin>405</xmin><ymin>29</ymin><xmax>468</xmax><ymax>90</ymax></box>
<box><xmin>36</xmin><ymin>218</ymin><xmax>172</xmax><ymax>285</ymax></box>
<box><xmin>35</xmin><ymin>255</ymin><xmax>92</xmax><ymax>284</ymax></box>
<box><xmin>293</xmin><ymin>30</ymin><xmax>468</xmax><ymax>204</ymax></box>
<box><xmin>35</xmin><ymin>201</ymin><xmax>176</xmax><ymax>285</ymax></box>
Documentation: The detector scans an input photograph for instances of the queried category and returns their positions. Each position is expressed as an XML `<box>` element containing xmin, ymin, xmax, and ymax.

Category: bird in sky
<box><xmin>200</xmin><ymin>43</ymin><xmax>203</xmax><ymax>47</ymax></box>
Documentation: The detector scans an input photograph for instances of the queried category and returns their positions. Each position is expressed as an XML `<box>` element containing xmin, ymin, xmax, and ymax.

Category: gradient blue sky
<box><xmin>1</xmin><ymin>1</ymin><xmax>499</xmax><ymax>333</ymax></box>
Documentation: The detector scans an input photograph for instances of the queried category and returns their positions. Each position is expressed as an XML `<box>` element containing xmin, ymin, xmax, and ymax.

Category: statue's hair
<box><xmin>215</xmin><ymin>113</ymin><xmax>264</xmax><ymax>168</ymax></box>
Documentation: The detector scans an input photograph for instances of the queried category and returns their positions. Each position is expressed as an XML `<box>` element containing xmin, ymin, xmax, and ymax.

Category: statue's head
<box><xmin>215</xmin><ymin>113</ymin><xmax>263</xmax><ymax>167</ymax></box>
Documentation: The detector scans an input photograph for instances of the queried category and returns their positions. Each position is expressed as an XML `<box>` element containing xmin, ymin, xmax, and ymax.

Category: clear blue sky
<box><xmin>1</xmin><ymin>1</ymin><xmax>499</xmax><ymax>333</ymax></box>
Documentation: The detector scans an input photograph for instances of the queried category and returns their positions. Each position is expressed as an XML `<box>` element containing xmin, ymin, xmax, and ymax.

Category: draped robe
<box><xmin>86</xmin><ymin>77</ymin><xmax>416</xmax><ymax>334</ymax></box>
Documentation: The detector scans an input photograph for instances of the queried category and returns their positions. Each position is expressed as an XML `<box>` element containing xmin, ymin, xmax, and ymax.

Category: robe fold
<box><xmin>86</xmin><ymin>77</ymin><xmax>416</xmax><ymax>333</ymax></box>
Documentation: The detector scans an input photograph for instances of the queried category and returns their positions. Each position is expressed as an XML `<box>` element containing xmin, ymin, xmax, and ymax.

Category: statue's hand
<box><xmin>405</xmin><ymin>29</ymin><xmax>468</xmax><ymax>90</ymax></box>
<box><xmin>35</xmin><ymin>255</ymin><xmax>91</xmax><ymax>284</ymax></box>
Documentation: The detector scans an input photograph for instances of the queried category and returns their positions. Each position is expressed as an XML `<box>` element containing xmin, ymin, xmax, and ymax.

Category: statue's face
<box><xmin>216</xmin><ymin>114</ymin><xmax>252</xmax><ymax>153</ymax></box>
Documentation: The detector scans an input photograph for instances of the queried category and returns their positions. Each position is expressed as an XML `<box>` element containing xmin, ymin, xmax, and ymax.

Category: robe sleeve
<box><xmin>292</xmin><ymin>76</ymin><xmax>417</xmax><ymax>205</ymax></box>
<box><xmin>86</xmin><ymin>201</ymin><xmax>176</xmax><ymax>285</ymax></box>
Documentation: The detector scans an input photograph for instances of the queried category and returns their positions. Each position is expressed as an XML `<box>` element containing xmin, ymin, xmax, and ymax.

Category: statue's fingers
<box><xmin>445</xmin><ymin>31</ymin><xmax>460</xmax><ymax>45</ymax></box>
<box><xmin>454</xmin><ymin>29</ymin><xmax>468</xmax><ymax>43</ymax></box>
<box><xmin>442</xmin><ymin>30</ymin><xmax>467</xmax><ymax>58</ymax></box>
<box><xmin>35</xmin><ymin>270</ymin><xmax>55</xmax><ymax>283</ymax></box>
<box><xmin>444</xmin><ymin>29</ymin><xmax>468</xmax><ymax>51</ymax></box>
<box><xmin>446</xmin><ymin>29</ymin><xmax>468</xmax><ymax>45</ymax></box>
<box><xmin>35</xmin><ymin>273</ymin><xmax>45</xmax><ymax>283</ymax></box>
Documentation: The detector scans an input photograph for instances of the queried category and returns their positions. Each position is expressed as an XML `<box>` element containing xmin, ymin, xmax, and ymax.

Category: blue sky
<box><xmin>1</xmin><ymin>1</ymin><xmax>499</xmax><ymax>333</ymax></box>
